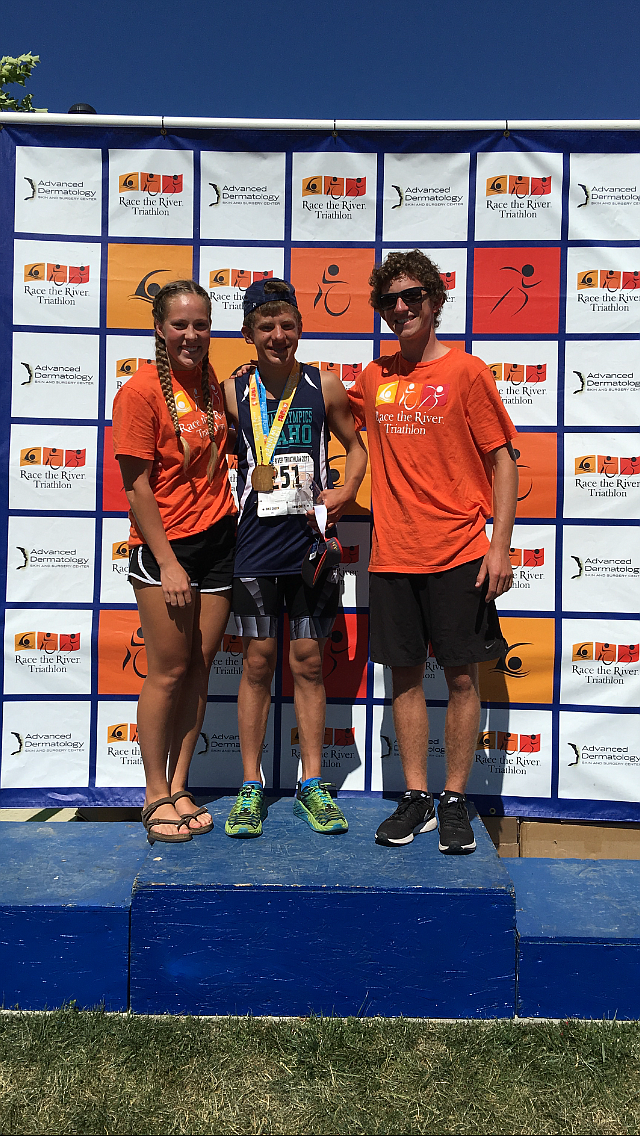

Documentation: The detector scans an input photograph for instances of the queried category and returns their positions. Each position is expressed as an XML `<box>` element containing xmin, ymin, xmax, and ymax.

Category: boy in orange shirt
<box><xmin>348</xmin><ymin>250</ymin><xmax>518</xmax><ymax>854</ymax></box>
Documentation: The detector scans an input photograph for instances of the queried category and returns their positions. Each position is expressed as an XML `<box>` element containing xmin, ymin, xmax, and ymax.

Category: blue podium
<box><xmin>510</xmin><ymin>859</ymin><xmax>640</xmax><ymax>1019</ymax></box>
<box><xmin>130</xmin><ymin>797</ymin><xmax>516</xmax><ymax>1018</ymax></box>
<box><xmin>0</xmin><ymin>823</ymin><xmax>148</xmax><ymax>1010</ymax></box>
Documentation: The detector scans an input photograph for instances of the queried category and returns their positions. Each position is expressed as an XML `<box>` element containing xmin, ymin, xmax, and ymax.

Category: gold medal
<box><xmin>251</xmin><ymin>463</ymin><xmax>276</xmax><ymax>493</ymax></box>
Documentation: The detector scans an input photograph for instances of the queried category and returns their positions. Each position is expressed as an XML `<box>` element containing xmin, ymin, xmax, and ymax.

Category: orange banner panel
<box><xmin>479</xmin><ymin>617</ymin><xmax>555</xmax><ymax>704</ymax></box>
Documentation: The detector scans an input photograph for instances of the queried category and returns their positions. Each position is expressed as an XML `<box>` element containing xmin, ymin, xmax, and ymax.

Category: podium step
<box><xmin>130</xmin><ymin>798</ymin><xmax>516</xmax><ymax>1018</ymax></box>
<box><xmin>0</xmin><ymin>823</ymin><xmax>148</xmax><ymax>1010</ymax></box>
<box><xmin>509</xmin><ymin>859</ymin><xmax>640</xmax><ymax>1019</ymax></box>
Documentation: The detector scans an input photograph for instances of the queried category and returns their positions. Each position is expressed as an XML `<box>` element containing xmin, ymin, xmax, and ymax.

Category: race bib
<box><xmin>256</xmin><ymin>452</ymin><xmax>314</xmax><ymax>518</ymax></box>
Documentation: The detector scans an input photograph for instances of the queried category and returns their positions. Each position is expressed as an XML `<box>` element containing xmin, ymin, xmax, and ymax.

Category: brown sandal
<box><xmin>141</xmin><ymin>797</ymin><xmax>193</xmax><ymax>845</ymax></box>
<box><xmin>170</xmin><ymin>790</ymin><xmax>214</xmax><ymax>835</ymax></box>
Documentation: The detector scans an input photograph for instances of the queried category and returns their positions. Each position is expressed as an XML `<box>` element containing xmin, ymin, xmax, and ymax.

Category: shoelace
<box><xmin>394</xmin><ymin>793</ymin><xmax>431</xmax><ymax>817</ymax></box>
<box><xmin>232</xmin><ymin>787</ymin><xmax>261</xmax><ymax>821</ymax></box>
<box><xmin>303</xmin><ymin>783</ymin><xmax>343</xmax><ymax>820</ymax></box>
<box><xmin>439</xmin><ymin>797</ymin><xmax>469</xmax><ymax>833</ymax></box>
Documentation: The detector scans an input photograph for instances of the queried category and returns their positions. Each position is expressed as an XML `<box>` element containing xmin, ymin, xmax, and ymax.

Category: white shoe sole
<box><xmin>376</xmin><ymin>815</ymin><xmax>438</xmax><ymax>845</ymax></box>
<box><xmin>438</xmin><ymin>839</ymin><xmax>477</xmax><ymax>854</ymax></box>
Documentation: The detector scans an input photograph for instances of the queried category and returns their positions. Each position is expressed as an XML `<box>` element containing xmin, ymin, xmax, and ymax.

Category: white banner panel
<box><xmin>475</xmin><ymin>152</ymin><xmax>563</xmax><ymax>241</ymax></box>
<box><xmin>279</xmin><ymin>703</ymin><xmax>366</xmax><ymax>791</ymax></box>
<box><xmin>371</xmin><ymin>705</ymin><xmax>552</xmax><ymax>798</ymax></box>
<box><xmin>382</xmin><ymin>152</ymin><xmax>470</xmax><ymax>242</ymax></box>
<box><xmin>200</xmin><ymin>151</ymin><xmax>286</xmax><ymax>241</ymax></box>
<box><xmin>562</xmin><ymin>525</ymin><xmax>640</xmax><ymax>614</ymax></box>
<box><xmin>1</xmin><ymin>700</ymin><xmax>91</xmax><ymax>788</ymax></box>
<box><xmin>559</xmin><ymin>711</ymin><xmax>640</xmax><ymax>801</ymax></box>
<box><xmin>490</xmin><ymin>524</ymin><xmax>556</xmax><ymax>612</ymax></box>
<box><xmin>187</xmin><ymin>701</ymin><xmax>274</xmax><ymax>789</ymax></box>
<box><xmin>564</xmin><ymin>433</ymin><xmax>640</xmax><ymax>520</ymax></box>
<box><xmin>291</xmin><ymin>152</ymin><xmax>378</xmax><ymax>241</ymax></box>
<box><xmin>9</xmin><ymin>424</ymin><xmax>97</xmax><ymax>512</ymax></box>
<box><xmin>11</xmin><ymin>332</ymin><xmax>100</xmax><ymax>420</ymax></box>
<box><xmin>6</xmin><ymin>516</ymin><xmax>95</xmax><ymax>604</ymax></box>
<box><xmin>104</xmin><ymin>335</ymin><xmax>155</xmax><ymax>419</ymax></box>
<box><xmin>95</xmin><ymin>702</ymin><xmax>142</xmax><ymax>788</ymax></box>
<box><xmin>14</xmin><ymin>239</ymin><xmax>101</xmax><ymax>328</ymax></box>
<box><xmin>560</xmin><ymin>617</ymin><xmax>640</xmax><ymax>708</ymax></box>
<box><xmin>108</xmin><ymin>149</ymin><xmax>194</xmax><ymax>238</ymax></box>
<box><xmin>99</xmin><ymin>519</ymin><xmax>132</xmax><ymax>604</ymax></box>
<box><xmin>199</xmin><ymin>246</ymin><xmax>285</xmax><ymax>333</ymax></box>
<box><xmin>566</xmin><ymin>247</ymin><xmax>640</xmax><ymax>333</ymax></box>
<box><xmin>569</xmin><ymin>153</ymin><xmax>640</xmax><ymax>240</ymax></box>
<box><xmin>564</xmin><ymin>340</ymin><xmax>640</xmax><ymax>428</ymax></box>
<box><xmin>4</xmin><ymin>609</ymin><xmax>94</xmax><ymax>696</ymax></box>
<box><xmin>14</xmin><ymin>146</ymin><xmax>102</xmax><ymax>236</ymax></box>
<box><xmin>472</xmin><ymin>340</ymin><xmax>558</xmax><ymax>427</ymax></box>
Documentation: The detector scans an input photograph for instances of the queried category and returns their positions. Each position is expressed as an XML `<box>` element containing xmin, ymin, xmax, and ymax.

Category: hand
<box><xmin>229</xmin><ymin>360</ymin><xmax>257</xmax><ymax>379</ymax></box>
<box><xmin>159</xmin><ymin>561</ymin><xmax>193</xmax><ymax>607</ymax></box>
<box><xmin>475</xmin><ymin>546</ymin><xmax>513</xmax><ymax>602</ymax></box>
<box><xmin>307</xmin><ymin>485</ymin><xmax>354</xmax><ymax>529</ymax></box>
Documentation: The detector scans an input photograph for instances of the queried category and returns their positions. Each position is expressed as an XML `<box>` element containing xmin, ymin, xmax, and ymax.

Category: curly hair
<box><xmin>242</xmin><ymin>280</ymin><xmax>302</xmax><ymax>333</ymax></box>
<box><xmin>369</xmin><ymin>250</ymin><xmax>447</xmax><ymax>328</ymax></box>
<box><xmin>152</xmin><ymin>280</ymin><xmax>219</xmax><ymax>482</ymax></box>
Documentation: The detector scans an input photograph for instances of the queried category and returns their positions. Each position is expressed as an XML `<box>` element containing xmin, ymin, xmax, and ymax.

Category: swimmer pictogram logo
<box><xmin>115</xmin><ymin>357</ymin><xmax>153</xmax><ymax>379</ymax></box>
<box><xmin>107</xmin><ymin>723</ymin><xmax>138</xmax><ymax>743</ymax></box>
<box><xmin>107</xmin><ymin>244</ymin><xmax>193</xmax><ymax>328</ymax></box>
<box><xmin>112</xmin><ymin>541</ymin><xmax>129</xmax><ymax>560</ymax></box>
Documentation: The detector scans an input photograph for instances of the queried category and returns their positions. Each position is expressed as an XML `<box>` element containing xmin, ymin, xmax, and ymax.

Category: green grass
<box><xmin>1</xmin><ymin>1010</ymin><xmax>640</xmax><ymax>1135</ymax></box>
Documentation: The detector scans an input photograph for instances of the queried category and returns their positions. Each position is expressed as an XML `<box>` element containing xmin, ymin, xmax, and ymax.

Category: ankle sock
<box><xmin>300</xmin><ymin>776</ymin><xmax>321</xmax><ymax>790</ymax></box>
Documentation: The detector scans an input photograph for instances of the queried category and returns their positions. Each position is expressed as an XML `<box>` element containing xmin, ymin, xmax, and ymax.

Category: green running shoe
<box><xmin>225</xmin><ymin>784</ymin><xmax>267</xmax><ymax>838</ymax></box>
<box><xmin>293</xmin><ymin>780</ymin><xmax>348</xmax><ymax>834</ymax></box>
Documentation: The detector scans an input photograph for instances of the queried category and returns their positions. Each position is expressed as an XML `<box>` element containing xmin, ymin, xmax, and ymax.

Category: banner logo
<box><xmin>116</xmin><ymin>357</ymin><xmax>153</xmax><ymax>380</ymax></box>
<box><xmin>112</xmin><ymin>540</ymin><xmax>129</xmax><ymax>560</ymax></box>
<box><xmin>15</xmin><ymin>631</ymin><xmax>80</xmax><ymax>652</ymax></box>
<box><xmin>574</xmin><ymin>454</ymin><xmax>639</xmax><ymax>477</ymax></box>
<box><xmin>20</xmin><ymin>446</ymin><xmax>86</xmax><ymax>468</ymax></box>
<box><xmin>375</xmin><ymin>380</ymin><xmax>449</xmax><ymax>411</ymax></box>
<box><xmin>307</xmin><ymin>361</ymin><xmax>362</xmax><ymax>389</ymax></box>
<box><xmin>476</xmin><ymin>731</ymin><xmax>541</xmax><ymax>752</ymax></box>
<box><xmin>486</xmin><ymin>174</ymin><xmax>552</xmax><ymax>197</ymax></box>
<box><xmin>209</xmin><ymin>269</ymin><xmax>273</xmax><ymax>290</ymax></box>
<box><xmin>509</xmin><ymin>547</ymin><xmax>545</xmax><ymax>567</ymax></box>
<box><xmin>302</xmin><ymin>175</ymin><xmax>366</xmax><ymax>198</ymax></box>
<box><xmin>119</xmin><ymin>172</ymin><xmax>183</xmax><ymax>195</ymax></box>
<box><xmin>577</xmin><ymin>269</ymin><xmax>640</xmax><ymax>291</ymax></box>
<box><xmin>291</xmin><ymin>726</ymin><xmax>356</xmax><ymax>746</ymax></box>
<box><xmin>490</xmin><ymin>363</ymin><xmax>546</xmax><ymax>385</ymax></box>
<box><xmin>572</xmin><ymin>641</ymin><xmax>639</xmax><ymax>663</ymax></box>
<box><xmin>107</xmin><ymin>722</ymin><xmax>139</xmax><ymax>743</ymax></box>
<box><xmin>24</xmin><ymin>262</ymin><xmax>90</xmax><ymax>285</ymax></box>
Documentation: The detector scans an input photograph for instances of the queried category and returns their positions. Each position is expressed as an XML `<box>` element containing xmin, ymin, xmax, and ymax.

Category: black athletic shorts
<box><xmin>369</xmin><ymin>557</ymin><xmax>506</xmax><ymax>669</ymax></box>
<box><xmin>232</xmin><ymin>571</ymin><xmax>340</xmax><ymax>640</ymax></box>
<box><xmin>128</xmin><ymin>516</ymin><xmax>236</xmax><ymax>593</ymax></box>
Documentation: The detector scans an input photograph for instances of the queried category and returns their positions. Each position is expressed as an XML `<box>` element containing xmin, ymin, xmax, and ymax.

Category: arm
<box><xmin>319</xmin><ymin>373</ymin><xmax>368</xmax><ymax>525</ymax></box>
<box><xmin>117</xmin><ymin>456</ymin><xmax>192</xmax><ymax>608</ymax></box>
<box><xmin>475</xmin><ymin>442</ymin><xmax>519</xmax><ymax>602</ymax></box>
<box><xmin>222</xmin><ymin>377</ymin><xmax>240</xmax><ymax>451</ymax></box>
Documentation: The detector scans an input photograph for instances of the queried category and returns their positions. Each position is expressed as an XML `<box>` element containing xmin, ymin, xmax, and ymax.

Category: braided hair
<box><xmin>152</xmin><ymin>280</ymin><xmax>218</xmax><ymax>482</ymax></box>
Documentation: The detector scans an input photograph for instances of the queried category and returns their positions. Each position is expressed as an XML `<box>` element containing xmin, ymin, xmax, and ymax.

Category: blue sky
<box><xmin>3</xmin><ymin>1</ymin><xmax>640</xmax><ymax>121</ymax></box>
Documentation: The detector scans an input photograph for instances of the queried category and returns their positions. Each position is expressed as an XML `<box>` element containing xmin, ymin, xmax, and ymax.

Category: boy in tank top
<box><xmin>222</xmin><ymin>279</ymin><xmax>367</xmax><ymax>838</ymax></box>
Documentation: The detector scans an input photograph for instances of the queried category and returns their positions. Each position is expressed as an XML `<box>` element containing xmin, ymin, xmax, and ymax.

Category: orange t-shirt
<box><xmin>112</xmin><ymin>361</ymin><xmax>236</xmax><ymax>546</ymax></box>
<box><xmin>348</xmin><ymin>349</ymin><xmax>517</xmax><ymax>573</ymax></box>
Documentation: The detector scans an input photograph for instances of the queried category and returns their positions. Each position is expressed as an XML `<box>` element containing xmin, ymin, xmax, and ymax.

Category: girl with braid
<box><xmin>113</xmin><ymin>280</ymin><xmax>236</xmax><ymax>843</ymax></box>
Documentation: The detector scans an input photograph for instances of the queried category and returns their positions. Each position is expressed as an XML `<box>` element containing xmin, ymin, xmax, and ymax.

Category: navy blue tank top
<box><xmin>233</xmin><ymin>364</ymin><xmax>329</xmax><ymax>577</ymax></box>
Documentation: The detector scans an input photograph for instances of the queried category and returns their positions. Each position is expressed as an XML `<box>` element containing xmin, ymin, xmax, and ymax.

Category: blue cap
<box><xmin>242</xmin><ymin>277</ymin><xmax>298</xmax><ymax>318</ymax></box>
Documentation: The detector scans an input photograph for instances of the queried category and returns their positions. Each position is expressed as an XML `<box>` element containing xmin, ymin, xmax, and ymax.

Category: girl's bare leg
<box><xmin>168</xmin><ymin>591</ymin><xmax>231</xmax><ymax>829</ymax></box>
<box><xmin>134</xmin><ymin>582</ymin><xmax>196</xmax><ymax>837</ymax></box>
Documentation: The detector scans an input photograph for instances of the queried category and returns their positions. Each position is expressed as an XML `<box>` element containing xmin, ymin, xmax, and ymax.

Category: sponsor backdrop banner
<box><xmin>0</xmin><ymin>123</ymin><xmax>637</xmax><ymax>820</ymax></box>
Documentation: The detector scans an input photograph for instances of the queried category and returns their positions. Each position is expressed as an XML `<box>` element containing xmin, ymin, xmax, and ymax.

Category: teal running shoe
<box><xmin>293</xmin><ymin>780</ymin><xmax>348</xmax><ymax>834</ymax></box>
<box><xmin>225</xmin><ymin>784</ymin><xmax>267</xmax><ymax>838</ymax></box>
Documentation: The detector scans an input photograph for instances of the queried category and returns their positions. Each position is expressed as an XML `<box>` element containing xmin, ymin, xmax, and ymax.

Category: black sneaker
<box><xmin>437</xmin><ymin>791</ymin><xmax>476</xmax><ymax>854</ymax></box>
<box><xmin>375</xmin><ymin>791</ymin><xmax>437</xmax><ymax>846</ymax></box>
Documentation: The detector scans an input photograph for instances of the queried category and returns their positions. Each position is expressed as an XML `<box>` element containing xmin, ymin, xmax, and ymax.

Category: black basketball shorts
<box><xmin>369</xmin><ymin>557</ymin><xmax>506</xmax><ymax>669</ymax></box>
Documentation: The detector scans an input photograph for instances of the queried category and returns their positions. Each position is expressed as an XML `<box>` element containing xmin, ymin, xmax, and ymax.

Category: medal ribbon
<box><xmin>249</xmin><ymin>363</ymin><xmax>300</xmax><ymax>466</ymax></box>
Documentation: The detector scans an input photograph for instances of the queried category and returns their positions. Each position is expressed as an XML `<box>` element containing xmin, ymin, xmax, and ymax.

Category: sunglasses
<box><xmin>378</xmin><ymin>286</ymin><xmax>429</xmax><ymax>311</ymax></box>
